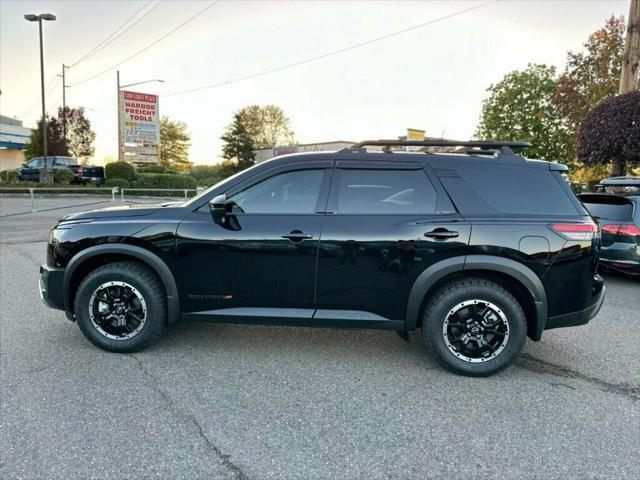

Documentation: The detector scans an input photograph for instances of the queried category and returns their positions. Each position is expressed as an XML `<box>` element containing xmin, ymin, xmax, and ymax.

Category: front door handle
<box><xmin>424</xmin><ymin>229</ymin><xmax>459</xmax><ymax>239</ymax></box>
<box><xmin>281</xmin><ymin>230</ymin><xmax>313</xmax><ymax>243</ymax></box>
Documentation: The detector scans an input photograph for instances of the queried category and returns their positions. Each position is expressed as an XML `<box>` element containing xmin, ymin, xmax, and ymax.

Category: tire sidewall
<box><xmin>423</xmin><ymin>282</ymin><xmax>527</xmax><ymax>376</ymax></box>
<box><xmin>74</xmin><ymin>264</ymin><xmax>164</xmax><ymax>353</ymax></box>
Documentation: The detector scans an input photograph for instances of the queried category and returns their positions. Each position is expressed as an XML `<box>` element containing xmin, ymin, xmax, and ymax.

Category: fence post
<box><xmin>30</xmin><ymin>188</ymin><xmax>37</xmax><ymax>213</ymax></box>
<box><xmin>112</xmin><ymin>187</ymin><xmax>117</xmax><ymax>202</ymax></box>
<box><xmin>121</xmin><ymin>188</ymin><xmax>125</xmax><ymax>202</ymax></box>
<box><xmin>184</xmin><ymin>189</ymin><xmax>188</xmax><ymax>200</ymax></box>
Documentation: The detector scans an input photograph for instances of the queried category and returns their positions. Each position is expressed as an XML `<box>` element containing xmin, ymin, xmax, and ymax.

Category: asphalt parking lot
<box><xmin>1</xmin><ymin>195</ymin><xmax>638</xmax><ymax>479</ymax></box>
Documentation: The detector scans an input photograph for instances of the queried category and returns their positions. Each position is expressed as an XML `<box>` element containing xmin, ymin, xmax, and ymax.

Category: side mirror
<box><xmin>209</xmin><ymin>194</ymin><xmax>228</xmax><ymax>221</ymax></box>
<box><xmin>21</xmin><ymin>163</ymin><xmax>27</xmax><ymax>168</ymax></box>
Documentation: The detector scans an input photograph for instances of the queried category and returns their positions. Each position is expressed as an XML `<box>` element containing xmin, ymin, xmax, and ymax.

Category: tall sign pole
<box><xmin>61</xmin><ymin>64</ymin><xmax>69</xmax><ymax>142</ymax></box>
<box><xmin>117</xmin><ymin>70</ymin><xmax>123</xmax><ymax>163</ymax></box>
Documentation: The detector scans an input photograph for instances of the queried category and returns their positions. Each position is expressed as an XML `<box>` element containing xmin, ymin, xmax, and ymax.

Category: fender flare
<box><xmin>404</xmin><ymin>255</ymin><xmax>548</xmax><ymax>338</ymax></box>
<box><xmin>63</xmin><ymin>244</ymin><xmax>180</xmax><ymax>324</ymax></box>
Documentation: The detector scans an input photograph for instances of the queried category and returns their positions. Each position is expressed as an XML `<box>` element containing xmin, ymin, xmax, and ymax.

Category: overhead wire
<box><xmin>71</xmin><ymin>0</ymin><xmax>220</xmax><ymax>88</ymax></box>
<box><xmin>163</xmin><ymin>0</ymin><xmax>497</xmax><ymax>98</ymax></box>
<box><xmin>69</xmin><ymin>0</ymin><xmax>160</xmax><ymax>68</ymax></box>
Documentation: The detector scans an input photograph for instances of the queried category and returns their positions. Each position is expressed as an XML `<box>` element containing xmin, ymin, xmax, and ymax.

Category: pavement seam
<box><xmin>129</xmin><ymin>354</ymin><xmax>250</xmax><ymax>480</ymax></box>
<box><xmin>516</xmin><ymin>353</ymin><xmax>640</xmax><ymax>400</ymax></box>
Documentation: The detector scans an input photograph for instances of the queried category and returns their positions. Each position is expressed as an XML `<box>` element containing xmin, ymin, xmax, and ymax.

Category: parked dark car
<box><xmin>19</xmin><ymin>156</ymin><xmax>105</xmax><ymax>184</ymax></box>
<box><xmin>580</xmin><ymin>176</ymin><xmax>640</xmax><ymax>276</ymax></box>
<box><xmin>39</xmin><ymin>140</ymin><xmax>605</xmax><ymax>376</ymax></box>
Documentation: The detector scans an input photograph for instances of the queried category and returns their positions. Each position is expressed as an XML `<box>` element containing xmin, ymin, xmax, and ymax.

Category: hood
<box><xmin>60</xmin><ymin>201</ymin><xmax>182</xmax><ymax>222</ymax></box>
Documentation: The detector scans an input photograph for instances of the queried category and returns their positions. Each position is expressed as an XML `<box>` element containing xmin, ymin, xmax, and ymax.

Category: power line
<box><xmin>69</xmin><ymin>0</ymin><xmax>159</xmax><ymax>68</ymax></box>
<box><xmin>18</xmin><ymin>75</ymin><xmax>61</xmax><ymax>118</ymax></box>
<box><xmin>71</xmin><ymin>0</ymin><xmax>219</xmax><ymax>88</ymax></box>
<box><xmin>164</xmin><ymin>0</ymin><xmax>497</xmax><ymax>98</ymax></box>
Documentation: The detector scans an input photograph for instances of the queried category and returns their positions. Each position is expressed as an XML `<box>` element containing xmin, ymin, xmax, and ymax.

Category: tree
<box><xmin>220</xmin><ymin>105</ymin><xmax>296</xmax><ymax>169</ymax></box>
<box><xmin>160</xmin><ymin>116</ymin><xmax>192</xmax><ymax>171</ymax></box>
<box><xmin>576</xmin><ymin>91</ymin><xmax>640</xmax><ymax>175</ymax></box>
<box><xmin>220</xmin><ymin>116</ymin><xmax>256</xmax><ymax>169</ymax></box>
<box><xmin>23</xmin><ymin>116</ymin><xmax>69</xmax><ymax>160</ymax></box>
<box><xmin>554</xmin><ymin>16</ymin><xmax>628</xmax><ymax>136</ymax></box>
<box><xmin>476</xmin><ymin>64</ymin><xmax>573</xmax><ymax>164</ymax></box>
<box><xmin>59</xmin><ymin>107</ymin><xmax>96</xmax><ymax>160</ymax></box>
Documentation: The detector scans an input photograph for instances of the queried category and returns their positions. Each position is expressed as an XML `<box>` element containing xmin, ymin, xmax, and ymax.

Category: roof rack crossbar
<box><xmin>350</xmin><ymin>140</ymin><xmax>532</xmax><ymax>151</ymax></box>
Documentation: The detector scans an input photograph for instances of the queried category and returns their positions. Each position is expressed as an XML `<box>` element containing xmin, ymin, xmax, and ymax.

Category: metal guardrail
<box><xmin>0</xmin><ymin>186</ymin><xmax>203</xmax><ymax>215</ymax></box>
<box><xmin>120</xmin><ymin>188</ymin><xmax>198</xmax><ymax>201</ymax></box>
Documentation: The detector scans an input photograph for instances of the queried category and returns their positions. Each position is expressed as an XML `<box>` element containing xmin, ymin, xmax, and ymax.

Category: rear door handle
<box><xmin>281</xmin><ymin>230</ymin><xmax>313</xmax><ymax>242</ymax></box>
<box><xmin>424</xmin><ymin>229</ymin><xmax>459</xmax><ymax>239</ymax></box>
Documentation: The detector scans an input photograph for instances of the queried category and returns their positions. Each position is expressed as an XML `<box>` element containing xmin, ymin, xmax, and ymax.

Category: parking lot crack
<box><xmin>517</xmin><ymin>353</ymin><xmax>640</xmax><ymax>400</ymax></box>
<box><xmin>129</xmin><ymin>354</ymin><xmax>250</xmax><ymax>480</ymax></box>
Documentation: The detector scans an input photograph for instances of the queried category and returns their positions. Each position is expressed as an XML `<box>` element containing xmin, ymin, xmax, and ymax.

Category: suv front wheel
<box><xmin>422</xmin><ymin>278</ymin><xmax>527</xmax><ymax>376</ymax></box>
<box><xmin>74</xmin><ymin>261</ymin><xmax>166</xmax><ymax>352</ymax></box>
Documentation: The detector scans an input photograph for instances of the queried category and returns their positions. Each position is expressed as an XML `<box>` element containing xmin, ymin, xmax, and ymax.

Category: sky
<box><xmin>0</xmin><ymin>0</ymin><xmax>632</xmax><ymax>165</ymax></box>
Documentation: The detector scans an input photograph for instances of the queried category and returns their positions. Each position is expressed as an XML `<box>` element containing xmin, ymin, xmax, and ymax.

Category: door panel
<box><xmin>176</xmin><ymin>164</ymin><xmax>332</xmax><ymax>320</ymax></box>
<box><xmin>316</xmin><ymin>165</ymin><xmax>470</xmax><ymax>322</ymax></box>
<box><xmin>316</xmin><ymin>216</ymin><xmax>470</xmax><ymax>321</ymax></box>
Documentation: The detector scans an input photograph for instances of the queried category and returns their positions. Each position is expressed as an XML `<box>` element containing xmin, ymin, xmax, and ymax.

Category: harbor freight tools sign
<box><xmin>119</xmin><ymin>90</ymin><xmax>160</xmax><ymax>164</ymax></box>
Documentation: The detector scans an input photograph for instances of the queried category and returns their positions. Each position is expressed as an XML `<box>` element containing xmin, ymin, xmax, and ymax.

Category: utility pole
<box><xmin>60</xmin><ymin>64</ymin><xmax>69</xmax><ymax>142</ymax></box>
<box><xmin>619</xmin><ymin>0</ymin><xmax>640</xmax><ymax>95</ymax></box>
<box><xmin>117</xmin><ymin>70</ymin><xmax>123</xmax><ymax>163</ymax></box>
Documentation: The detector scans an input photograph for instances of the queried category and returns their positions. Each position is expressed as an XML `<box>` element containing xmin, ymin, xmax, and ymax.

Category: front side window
<box><xmin>335</xmin><ymin>169</ymin><xmax>437</xmax><ymax>214</ymax></box>
<box><xmin>229</xmin><ymin>169</ymin><xmax>325</xmax><ymax>214</ymax></box>
<box><xmin>28</xmin><ymin>158</ymin><xmax>44</xmax><ymax>168</ymax></box>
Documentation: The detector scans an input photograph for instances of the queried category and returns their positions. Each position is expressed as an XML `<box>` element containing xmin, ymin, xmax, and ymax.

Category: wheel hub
<box><xmin>89</xmin><ymin>281</ymin><xmax>147</xmax><ymax>340</ymax></box>
<box><xmin>442</xmin><ymin>300</ymin><xmax>509</xmax><ymax>363</ymax></box>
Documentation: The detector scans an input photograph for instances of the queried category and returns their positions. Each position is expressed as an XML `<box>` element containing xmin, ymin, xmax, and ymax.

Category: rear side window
<box><xmin>580</xmin><ymin>195</ymin><xmax>634</xmax><ymax>221</ymax></box>
<box><xmin>335</xmin><ymin>169</ymin><xmax>436</xmax><ymax>214</ymax></box>
<box><xmin>457</xmin><ymin>165</ymin><xmax>579</xmax><ymax>215</ymax></box>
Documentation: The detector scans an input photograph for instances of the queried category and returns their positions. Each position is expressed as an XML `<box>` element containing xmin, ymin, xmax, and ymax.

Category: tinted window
<box><xmin>28</xmin><ymin>158</ymin><xmax>44</xmax><ymax>168</ymax></box>
<box><xmin>230</xmin><ymin>169</ymin><xmax>324</xmax><ymax>214</ymax></box>
<box><xmin>458</xmin><ymin>166</ymin><xmax>578</xmax><ymax>215</ymax></box>
<box><xmin>580</xmin><ymin>195</ymin><xmax>634</xmax><ymax>221</ymax></box>
<box><xmin>335</xmin><ymin>169</ymin><xmax>436</xmax><ymax>214</ymax></box>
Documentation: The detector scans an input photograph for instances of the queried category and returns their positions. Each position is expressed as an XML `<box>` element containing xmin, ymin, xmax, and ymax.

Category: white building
<box><xmin>0</xmin><ymin>115</ymin><xmax>31</xmax><ymax>170</ymax></box>
<box><xmin>254</xmin><ymin>140</ymin><xmax>356</xmax><ymax>163</ymax></box>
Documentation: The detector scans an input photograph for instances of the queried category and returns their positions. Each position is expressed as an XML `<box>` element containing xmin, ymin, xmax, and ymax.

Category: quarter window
<box><xmin>335</xmin><ymin>169</ymin><xmax>437</xmax><ymax>214</ymax></box>
<box><xmin>230</xmin><ymin>169</ymin><xmax>325</xmax><ymax>214</ymax></box>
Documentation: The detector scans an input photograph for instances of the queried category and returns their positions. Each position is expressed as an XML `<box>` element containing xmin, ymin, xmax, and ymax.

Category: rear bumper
<box><xmin>545</xmin><ymin>275</ymin><xmax>606</xmax><ymax>330</ymax></box>
<box><xmin>599</xmin><ymin>242</ymin><xmax>640</xmax><ymax>275</ymax></box>
<box><xmin>39</xmin><ymin>264</ymin><xmax>65</xmax><ymax>311</ymax></box>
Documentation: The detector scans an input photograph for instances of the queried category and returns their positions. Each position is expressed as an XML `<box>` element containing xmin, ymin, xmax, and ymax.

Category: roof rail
<box><xmin>350</xmin><ymin>139</ymin><xmax>531</xmax><ymax>151</ymax></box>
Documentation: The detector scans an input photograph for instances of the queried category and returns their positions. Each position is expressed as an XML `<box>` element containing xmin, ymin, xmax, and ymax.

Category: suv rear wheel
<box><xmin>74</xmin><ymin>261</ymin><xmax>166</xmax><ymax>352</ymax></box>
<box><xmin>422</xmin><ymin>279</ymin><xmax>526</xmax><ymax>376</ymax></box>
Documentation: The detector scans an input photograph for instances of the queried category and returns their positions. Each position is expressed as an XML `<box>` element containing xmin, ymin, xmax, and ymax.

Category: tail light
<box><xmin>78</xmin><ymin>166</ymin><xmax>84</xmax><ymax>175</ymax></box>
<box><xmin>602</xmin><ymin>224</ymin><xmax>640</xmax><ymax>237</ymax></box>
<box><xmin>549</xmin><ymin>223</ymin><xmax>598</xmax><ymax>241</ymax></box>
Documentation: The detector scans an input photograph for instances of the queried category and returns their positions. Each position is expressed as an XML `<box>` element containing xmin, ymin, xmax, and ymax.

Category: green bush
<box><xmin>197</xmin><ymin>176</ymin><xmax>226</xmax><ymax>188</ymax></box>
<box><xmin>54</xmin><ymin>169</ymin><xmax>75</xmax><ymax>184</ymax></box>
<box><xmin>131</xmin><ymin>173</ymin><xmax>197</xmax><ymax>190</ymax></box>
<box><xmin>105</xmin><ymin>178</ymin><xmax>130</xmax><ymax>189</ymax></box>
<box><xmin>137</xmin><ymin>164</ymin><xmax>166</xmax><ymax>174</ymax></box>
<box><xmin>105</xmin><ymin>162</ymin><xmax>136</xmax><ymax>182</ymax></box>
<box><xmin>0</xmin><ymin>170</ymin><xmax>20</xmax><ymax>184</ymax></box>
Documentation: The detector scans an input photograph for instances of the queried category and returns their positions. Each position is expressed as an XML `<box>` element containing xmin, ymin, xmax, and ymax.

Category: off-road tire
<box><xmin>74</xmin><ymin>261</ymin><xmax>166</xmax><ymax>352</ymax></box>
<box><xmin>422</xmin><ymin>278</ymin><xmax>527</xmax><ymax>377</ymax></box>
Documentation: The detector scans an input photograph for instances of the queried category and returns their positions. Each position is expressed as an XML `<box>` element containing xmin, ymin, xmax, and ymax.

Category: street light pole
<box><xmin>25</xmin><ymin>13</ymin><xmax>56</xmax><ymax>176</ymax></box>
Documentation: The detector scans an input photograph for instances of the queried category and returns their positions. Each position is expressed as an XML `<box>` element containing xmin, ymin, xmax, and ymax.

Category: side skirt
<box><xmin>181</xmin><ymin>307</ymin><xmax>405</xmax><ymax>331</ymax></box>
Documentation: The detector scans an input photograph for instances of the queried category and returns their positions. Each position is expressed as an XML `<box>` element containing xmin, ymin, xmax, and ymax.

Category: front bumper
<box><xmin>545</xmin><ymin>275</ymin><xmax>606</xmax><ymax>330</ymax></box>
<box><xmin>39</xmin><ymin>264</ymin><xmax>65</xmax><ymax>311</ymax></box>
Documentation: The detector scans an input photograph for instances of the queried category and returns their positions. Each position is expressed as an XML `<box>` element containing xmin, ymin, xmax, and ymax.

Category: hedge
<box><xmin>54</xmin><ymin>169</ymin><xmax>75</xmax><ymax>184</ymax></box>
<box><xmin>0</xmin><ymin>170</ymin><xmax>20</xmax><ymax>184</ymax></box>
<box><xmin>105</xmin><ymin>178</ymin><xmax>130</xmax><ymax>189</ymax></box>
<box><xmin>105</xmin><ymin>162</ymin><xmax>136</xmax><ymax>182</ymax></box>
<box><xmin>137</xmin><ymin>164</ymin><xmax>167</xmax><ymax>174</ymax></box>
<box><xmin>131</xmin><ymin>173</ymin><xmax>197</xmax><ymax>190</ymax></box>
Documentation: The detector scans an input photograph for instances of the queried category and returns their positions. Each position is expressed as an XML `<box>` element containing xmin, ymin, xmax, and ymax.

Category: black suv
<box><xmin>39</xmin><ymin>140</ymin><xmax>605</xmax><ymax>376</ymax></box>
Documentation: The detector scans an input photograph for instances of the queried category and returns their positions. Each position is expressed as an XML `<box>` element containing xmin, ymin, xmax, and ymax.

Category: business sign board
<box><xmin>119</xmin><ymin>90</ymin><xmax>160</xmax><ymax>164</ymax></box>
<box><xmin>406</xmin><ymin>128</ymin><xmax>425</xmax><ymax>152</ymax></box>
